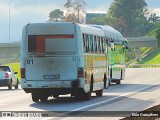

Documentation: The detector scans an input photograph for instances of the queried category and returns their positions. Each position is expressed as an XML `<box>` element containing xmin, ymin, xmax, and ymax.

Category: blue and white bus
<box><xmin>20</xmin><ymin>22</ymin><xmax>128</xmax><ymax>102</ymax></box>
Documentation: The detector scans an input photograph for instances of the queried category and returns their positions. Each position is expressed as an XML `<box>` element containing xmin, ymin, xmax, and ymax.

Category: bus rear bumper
<box><xmin>20</xmin><ymin>78</ymin><xmax>84</xmax><ymax>92</ymax></box>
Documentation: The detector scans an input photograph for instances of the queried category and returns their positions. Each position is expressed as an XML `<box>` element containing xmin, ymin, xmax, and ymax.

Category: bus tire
<box><xmin>109</xmin><ymin>69</ymin><xmax>112</xmax><ymax>86</ymax></box>
<box><xmin>104</xmin><ymin>74</ymin><xmax>107</xmax><ymax>89</ymax></box>
<box><xmin>32</xmin><ymin>93</ymin><xmax>39</xmax><ymax>103</ymax></box>
<box><xmin>116</xmin><ymin>80</ymin><xmax>121</xmax><ymax>84</ymax></box>
<box><xmin>75</xmin><ymin>90</ymin><xmax>85</xmax><ymax>101</ymax></box>
<box><xmin>90</xmin><ymin>74</ymin><xmax>94</xmax><ymax>91</ymax></box>
<box><xmin>53</xmin><ymin>94</ymin><xmax>59</xmax><ymax>98</ymax></box>
<box><xmin>75</xmin><ymin>93</ymin><xmax>83</xmax><ymax>101</ymax></box>
<box><xmin>83</xmin><ymin>74</ymin><xmax>94</xmax><ymax>100</ymax></box>
<box><xmin>40</xmin><ymin>95</ymin><xmax>48</xmax><ymax>102</ymax></box>
<box><xmin>96</xmin><ymin>89</ymin><xmax>103</xmax><ymax>96</ymax></box>
<box><xmin>84</xmin><ymin>91</ymin><xmax>91</xmax><ymax>100</ymax></box>
<box><xmin>120</xmin><ymin>69</ymin><xmax>124</xmax><ymax>80</ymax></box>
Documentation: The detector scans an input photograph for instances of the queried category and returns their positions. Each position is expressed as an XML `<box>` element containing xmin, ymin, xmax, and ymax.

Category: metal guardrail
<box><xmin>127</xmin><ymin>37</ymin><xmax>157</xmax><ymax>48</ymax></box>
<box><xmin>0</xmin><ymin>43</ymin><xmax>21</xmax><ymax>47</ymax></box>
<box><xmin>127</xmin><ymin>37</ymin><xmax>156</xmax><ymax>42</ymax></box>
<box><xmin>0</xmin><ymin>56</ymin><xmax>20</xmax><ymax>65</ymax></box>
<box><xmin>127</xmin><ymin>64</ymin><xmax>160</xmax><ymax>68</ymax></box>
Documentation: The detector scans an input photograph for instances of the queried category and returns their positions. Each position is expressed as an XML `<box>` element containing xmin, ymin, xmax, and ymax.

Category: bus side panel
<box><xmin>83</xmin><ymin>54</ymin><xmax>107</xmax><ymax>92</ymax></box>
<box><xmin>75</xmin><ymin>25</ymin><xmax>87</xmax><ymax>91</ymax></box>
<box><xmin>20</xmin><ymin>25</ymin><xmax>28</xmax><ymax>89</ymax></box>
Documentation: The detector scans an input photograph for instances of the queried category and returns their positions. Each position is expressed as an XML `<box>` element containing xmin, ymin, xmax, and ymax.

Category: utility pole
<box><xmin>9</xmin><ymin>4</ymin><xmax>10</xmax><ymax>43</ymax></box>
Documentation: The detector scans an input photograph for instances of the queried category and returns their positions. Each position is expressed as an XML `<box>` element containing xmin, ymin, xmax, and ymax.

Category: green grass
<box><xmin>138</xmin><ymin>48</ymin><xmax>160</xmax><ymax>64</ymax></box>
<box><xmin>141</xmin><ymin>47</ymin><xmax>152</xmax><ymax>57</ymax></box>
<box><xmin>4</xmin><ymin>63</ymin><xmax>20</xmax><ymax>83</ymax></box>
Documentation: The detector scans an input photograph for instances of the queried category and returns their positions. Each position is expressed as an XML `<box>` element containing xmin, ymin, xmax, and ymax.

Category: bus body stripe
<box><xmin>46</xmin><ymin>35</ymin><xmax>74</xmax><ymax>38</ymax></box>
<box><xmin>37</xmin><ymin>35</ymin><xmax>74</xmax><ymax>39</ymax></box>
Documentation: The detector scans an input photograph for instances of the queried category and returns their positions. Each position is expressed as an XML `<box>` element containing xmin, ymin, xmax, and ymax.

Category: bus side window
<box><xmin>101</xmin><ymin>37</ymin><xmax>104</xmax><ymax>53</ymax></box>
<box><xmin>110</xmin><ymin>38</ymin><xmax>115</xmax><ymax>51</ymax></box>
<box><xmin>92</xmin><ymin>35</ymin><xmax>95</xmax><ymax>53</ymax></box>
<box><xmin>86</xmin><ymin>34</ymin><xmax>90</xmax><ymax>53</ymax></box>
<box><xmin>94</xmin><ymin>36</ymin><xmax>97</xmax><ymax>53</ymax></box>
<box><xmin>102</xmin><ymin>38</ymin><xmax>105</xmax><ymax>53</ymax></box>
<box><xmin>90</xmin><ymin>35</ymin><xmax>94</xmax><ymax>53</ymax></box>
<box><xmin>83</xmin><ymin>34</ymin><xmax>87</xmax><ymax>53</ymax></box>
<box><xmin>99</xmin><ymin>37</ymin><xmax>101</xmax><ymax>53</ymax></box>
<box><xmin>99</xmin><ymin>37</ymin><xmax>103</xmax><ymax>53</ymax></box>
<box><xmin>104</xmin><ymin>38</ymin><xmax>108</xmax><ymax>53</ymax></box>
<box><xmin>89</xmin><ymin>35</ymin><xmax>93</xmax><ymax>53</ymax></box>
<box><xmin>88</xmin><ymin>35</ymin><xmax>92</xmax><ymax>53</ymax></box>
<box><xmin>97</xmin><ymin>37</ymin><xmax>100</xmax><ymax>53</ymax></box>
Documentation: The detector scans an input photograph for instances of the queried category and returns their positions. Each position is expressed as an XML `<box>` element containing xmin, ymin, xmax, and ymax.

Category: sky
<box><xmin>0</xmin><ymin>0</ymin><xmax>160</xmax><ymax>43</ymax></box>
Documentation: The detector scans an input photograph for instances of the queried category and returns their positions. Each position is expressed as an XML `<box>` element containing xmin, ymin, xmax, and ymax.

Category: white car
<box><xmin>0</xmin><ymin>66</ymin><xmax>18</xmax><ymax>90</ymax></box>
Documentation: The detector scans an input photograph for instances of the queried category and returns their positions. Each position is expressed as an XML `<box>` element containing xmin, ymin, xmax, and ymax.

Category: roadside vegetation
<box><xmin>137</xmin><ymin>26</ymin><xmax>160</xmax><ymax>64</ymax></box>
<box><xmin>138</xmin><ymin>48</ymin><xmax>160</xmax><ymax>64</ymax></box>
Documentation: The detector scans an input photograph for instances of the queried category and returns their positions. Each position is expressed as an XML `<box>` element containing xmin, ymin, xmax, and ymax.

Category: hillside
<box><xmin>138</xmin><ymin>49</ymin><xmax>160</xmax><ymax>64</ymax></box>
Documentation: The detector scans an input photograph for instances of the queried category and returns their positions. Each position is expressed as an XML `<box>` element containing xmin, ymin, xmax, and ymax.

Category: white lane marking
<box><xmin>41</xmin><ymin>81</ymin><xmax>160</xmax><ymax>120</ymax></box>
<box><xmin>71</xmin><ymin>81</ymin><xmax>160</xmax><ymax>111</ymax></box>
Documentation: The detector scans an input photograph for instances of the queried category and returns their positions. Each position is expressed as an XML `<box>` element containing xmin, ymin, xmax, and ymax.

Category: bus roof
<box><xmin>77</xmin><ymin>24</ymin><xmax>105</xmax><ymax>37</ymax></box>
<box><xmin>89</xmin><ymin>24</ymin><xmax>124</xmax><ymax>38</ymax></box>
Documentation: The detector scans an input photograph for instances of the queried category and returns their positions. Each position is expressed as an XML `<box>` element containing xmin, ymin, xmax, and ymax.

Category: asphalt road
<box><xmin>0</xmin><ymin>68</ymin><xmax>160</xmax><ymax>120</ymax></box>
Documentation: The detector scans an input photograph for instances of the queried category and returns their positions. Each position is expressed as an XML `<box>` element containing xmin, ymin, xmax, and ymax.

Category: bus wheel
<box><xmin>84</xmin><ymin>91</ymin><xmax>91</xmax><ymax>100</ymax></box>
<box><xmin>75</xmin><ymin>95</ymin><xmax>82</xmax><ymax>101</ymax></box>
<box><xmin>116</xmin><ymin>80</ymin><xmax>121</xmax><ymax>84</ymax></box>
<box><xmin>120</xmin><ymin>69</ymin><xmax>124</xmax><ymax>80</ymax></box>
<box><xmin>108</xmin><ymin>78</ymin><xmax>111</xmax><ymax>86</ymax></box>
<box><xmin>53</xmin><ymin>94</ymin><xmax>59</xmax><ymax>98</ymax></box>
<box><xmin>96</xmin><ymin>89</ymin><xmax>103</xmax><ymax>96</ymax></box>
<box><xmin>75</xmin><ymin>89</ymin><xmax>91</xmax><ymax>101</ymax></box>
<box><xmin>75</xmin><ymin>92</ymin><xmax>84</xmax><ymax>101</ymax></box>
<box><xmin>104</xmin><ymin>74</ymin><xmax>107</xmax><ymax>89</ymax></box>
<box><xmin>83</xmin><ymin>74</ymin><xmax>94</xmax><ymax>100</ymax></box>
<box><xmin>109</xmin><ymin>69</ymin><xmax>112</xmax><ymax>86</ymax></box>
<box><xmin>40</xmin><ymin>95</ymin><xmax>48</xmax><ymax>102</ymax></box>
<box><xmin>31</xmin><ymin>93</ymin><xmax>39</xmax><ymax>103</ymax></box>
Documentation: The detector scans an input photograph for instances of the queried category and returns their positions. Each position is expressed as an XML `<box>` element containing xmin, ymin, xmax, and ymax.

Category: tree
<box><xmin>90</xmin><ymin>17</ymin><xmax>106</xmax><ymax>25</ymax></box>
<box><xmin>49</xmin><ymin>9</ymin><xmax>64</xmax><ymax>22</ymax></box>
<box><xmin>107</xmin><ymin>0</ymin><xmax>148</xmax><ymax>37</ymax></box>
<box><xmin>64</xmin><ymin>0</ymin><xmax>86</xmax><ymax>23</ymax></box>
<box><xmin>146</xmin><ymin>13</ymin><xmax>160</xmax><ymax>32</ymax></box>
<box><xmin>148</xmin><ymin>13</ymin><xmax>160</xmax><ymax>24</ymax></box>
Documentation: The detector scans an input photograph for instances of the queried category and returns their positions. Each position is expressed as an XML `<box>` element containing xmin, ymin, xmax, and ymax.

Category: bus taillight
<box><xmin>21</xmin><ymin>68</ymin><xmax>25</xmax><ymax>78</ymax></box>
<box><xmin>78</xmin><ymin>67</ymin><xmax>84</xmax><ymax>78</ymax></box>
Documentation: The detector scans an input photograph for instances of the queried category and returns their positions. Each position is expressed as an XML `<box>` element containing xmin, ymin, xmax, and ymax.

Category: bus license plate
<box><xmin>43</xmin><ymin>75</ymin><xmax>60</xmax><ymax>80</ymax></box>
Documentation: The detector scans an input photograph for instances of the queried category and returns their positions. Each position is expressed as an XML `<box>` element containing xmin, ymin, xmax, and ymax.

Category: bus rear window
<box><xmin>28</xmin><ymin>35</ymin><xmax>75</xmax><ymax>53</ymax></box>
<box><xmin>28</xmin><ymin>35</ymin><xmax>37</xmax><ymax>52</ymax></box>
